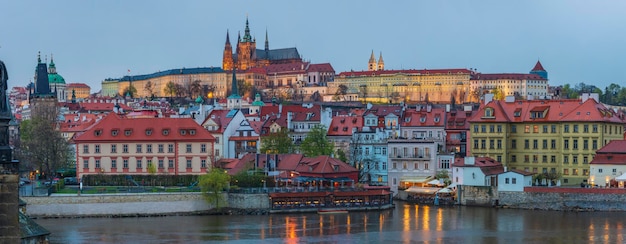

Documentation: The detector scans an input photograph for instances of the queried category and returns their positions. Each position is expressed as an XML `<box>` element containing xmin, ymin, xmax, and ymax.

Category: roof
<box><xmin>401</xmin><ymin>107</ymin><xmax>445</xmax><ymax>127</ymax></box>
<box><xmin>531</xmin><ymin>60</ymin><xmax>545</xmax><ymax>71</ymax></box>
<box><xmin>201</xmin><ymin>109</ymin><xmax>235</xmax><ymax>133</ymax></box>
<box><xmin>508</xmin><ymin>169</ymin><xmax>535</xmax><ymax>176</ymax></box>
<box><xmin>117</xmin><ymin>67</ymin><xmax>224</xmax><ymax>82</ymax></box>
<box><xmin>471</xmin><ymin>73</ymin><xmax>546</xmax><ymax>81</ymax></box>
<box><xmin>48</xmin><ymin>73</ymin><xmax>65</xmax><ymax>84</ymax></box>
<box><xmin>79</xmin><ymin>102</ymin><xmax>132</xmax><ymax>112</ymax></box>
<box><xmin>67</xmin><ymin>83</ymin><xmax>90</xmax><ymax>88</ymax></box>
<box><xmin>307</xmin><ymin>63</ymin><xmax>335</xmax><ymax>73</ymax></box>
<box><xmin>265</xmin><ymin>62</ymin><xmax>308</xmax><ymax>75</ymax></box>
<box><xmin>590</xmin><ymin>140</ymin><xmax>626</xmax><ymax>165</ymax></box>
<box><xmin>452</xmin><ymin>157</ymin><xmax>505</xmax><ymax>176</ymax></box>
<box><xmin>73</xmin><ymin>113</ymin><xmax>215</xmax><ymax>142</ymax></box>
<box><xmin>327</xmin><ymin>116</ymin><xmax>362</xmax><ymax>136</ymax></box>
<box><xmin>337</xmin><ymin>68</ymin><xmax>472</xmax><ymax>77</ymax></box>
<box><xmin>469</xmin><ymin>98</ymin><xmax>626</xmax><ymax>124</ymax></box>
<box><xmin>597</xmin><ymin>140</ymin><xmax>626</xmax><ymax>154</ymax></box>
<box><xmin>255</xmin><ymin>47</ymin><xmax>301</xmax><ymax>61</ymax></box>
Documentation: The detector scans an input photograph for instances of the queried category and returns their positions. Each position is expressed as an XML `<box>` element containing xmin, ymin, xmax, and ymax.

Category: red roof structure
<box><xmin>531</xmin><ymin>60</ymin><xmax>545</xmax><ymax>71</ymax></box>
<box><xmin>337</xmin><ymin>68</ymin><xmax>472</xmax><ymax>77</ymax></box>
<box><xmin>452</xmin><ymin>157</ymin><xmax>505</xmax><ymax>176</ymax></box>
<box><xmin>590</xmin><ymin>140</ymin><xmax>626</xmax><ymax>165</ymax></box>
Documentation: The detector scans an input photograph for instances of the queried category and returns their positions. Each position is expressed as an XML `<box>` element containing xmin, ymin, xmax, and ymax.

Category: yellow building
<box><xmin>329</xmin><ymin>68</ymin><xmax>473</xmax><ymax>104</ymax></box>
<box><xmin>468</xmin><ymin>95</ymin><xmax>626</xmax><ymax>186</ymax></box>
<box><xmin>115</xmin><ymin>67</ymin><xmax>228</xmax><ymax>98</ymax></box>
<box><xmin>66</xmin><ymin>83</ymin><xmax>91</xmax><ymax>100</ymax></box>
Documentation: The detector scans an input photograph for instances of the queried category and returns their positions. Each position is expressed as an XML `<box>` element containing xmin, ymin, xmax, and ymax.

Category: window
<box><xmin>83</xmin><ymin>145</ymin><xmax>89</xmax><ymax>153</ymax></box>
<box><xmin>497</xmin><ymin>155</ymin><xmax>502</xmax><ymax>162</ymax></box>
<box><xmin>497</xmin><ymin>140</ymin><xmax>502</xmax><ymax>149</ymax></box>
<box><xmin>505</xmin><ymin>178</ymin><xmax>510</xmax><ymax>184</ymax></box>
<box><xmin>158</xmin><ymin>160</ymin><xmax>164</xmax><ymax>168</ymax></box>
<box><xmin>525</xmin><ymin>140</ymin><xmax>530</xmax><ymax>149</ymax></box>
<box><xmin>573</xmin><ymin>169</ymin><xmax>579</xmax><ymax>175</ymax></box>
<box><xmin>474</xmin><ymin>140</ymin><xmax>479</xmax><ymax>149</ymax></box>
<box><xmin>573</xmin><ymin>125</ymin><xmax>579</xmax><ymax>133</ymax></box>
<box><xmin>533</xmin><ymin>125</ymin><xmax>539</xmax><ymax>133</ymax></box>
<box><xmin>551</xmin><ymin>125</ymin><xmax>557</xmax><ymax>133</ymax></box>
<box><xmin>497</xmin><ymin>125</ymin><xmax>502</xmax><ymax>133</ymax></box>
<box><xmin>136</xmin><ymin>144</ymin><xmax>142</xmax><ymax>153</ymax></box>
<box><xmin>392</xmin><ymin>162</ymin><xmax>397</xmax><ymax>169</ymax></box>
<box><xmin>382</xmin><ymin>147</ymin><xmax>387</xmax><ymax>155</ymax></box>
<box><xmin>583</xmin><ymin>140</ymin><xmax>588</xmax><ymax>150</ymax></box>
<box><xmin>564</xmin><ymin>140</ymin><xmax>569</xmax><ymax>149</ymax></box>
<box><xmin>123</xmin><ymin>144</ymin><xmax>128</xmax><ymax>153</ymax></box>
<box><xmin>112</xmin><ymin>159</ymin><xmax>117</xmax><ymax>168</ymax></box>
<box><xmin>481</xmin><ymin>140</ymin><xmax>486</xmax><ymax>149</ymax></box>
<box><xmin>485</xmin><ymin>108</ymin><xmax>494</xmax><ymax>117</ymax></box>
<box><xmin>95</xmin><ymin>145</ymin><xmax>101</xmax><ymax>153</ymax></box>
<box><xmin>125</xmin><ymin>129</ymin><xmax>132</xmax><ymax>136</ymax></box>
<box><xmin>123</xmin><ymin>160</ymin><xmax>129</xmax><ymax>168</ymax></box>
<box><xmin>168</xmin><ymin>160</ymin><xmax>174</xmax><ymax>168</ymax></box>
<box><xmin>146</xmin><ymin>129</ymin><xmax>152</xmax><ymax>136</ymax></box>
<box><xmin>592</xmin><ymin>140</ymin><xmax>598</xmax><ymax>150</ymax></box>
<box><xmin>592</xmin><ymin>124</ymin><xmax>598</xmax><ymax>133</ymax></box>
<box><xmin>512</xmin><ymin>178</ymin><xmax>517</xmax><ymax>184</ymax></box>
<box><xmin>583</xmin><ymin>156</ymin><xmax>588</xmax><ymax>164</ymax></box>
<box><xmin>563</xmin><ymin>168</ymin><xmax>569</xmax><ymax>175</ymax></box>
<box><xmin>573</xmin><ymin>156</ymin><xmax>578</xmax><ymax>164</ymax></box>
<box><xmin>190</xmin><ymin>129</ymin><xmax>196</xmax><ymax>135</ymax></box>
<box><xmin>147</xmin><ymin>144</ymin><xmax>153</xmax><ymax>153</ymax></box>
<box><xmin>201</xmin><ymin>144</ymin><xmax>207</xmax><ymax>153</ymax></box>
<box><xmin>158</xmin><ymin>144</ymin><xmax>164</xmax><ymax>153</ymax></box>
<box><xmin>215</xmin><ymin>149</ymin><xmax>220</xmax><ymax>157</ymax></box>
<box><xmin>511</xmin><ymin>139</ymin><xmax>517</xmax><ymax>149</ymax></box>
<box><xmin>542</xmin><ymin>155</ymin><xmax>547</xmax><ymax>163</ymax></box>
<box><xmin>473</xmin><ymin>125</ymin><xmax>478</xmax><ymax>133</ymax></box>
<box><xmin>201</xmin><ymin>159</ymin><xmax>207</xmax><ymax>168</ymax></box>
<box><xmin>533</xmin><ymin>155</ymin><xmax>538</xmax><ymax>163</ymax></box>
<box><xmin>525</xmin><ymin>125</ymin><xmax>530</xmax><ymax>133</ymax></box>
<box><xmin>583</xmin><ymin>125</ymin><xmax>589</xmax><ymax>133</ymax></box>
<box><xmin>583</xmin><ymin>169</ymin><xmax>589</xmax><ymax>176</ymax></box>
<box><xmin>511</xmin><ymin>155</ymin><xmax>517</xmax><ymax>162</ymax></box>
<box><xmin>573</xmin><ymin>140</ymin><xmax>578</xmax><ymax>150</ymax></box>
<box><xmin>542</xmin><ymin>140</ymin><xmax>548</xmax><ymax>149</ymax></box>
<box><xmin>489</xmin><ymin>125</ymin><xmax>495</xmax><ymax>133</ymax></box>
<box><xmin>481</xmin><ymin>125</ymin><xmax>486</xmax><ymax>133</ymax></box>
<box><xmin>551</xmin><ymin>140</ymin><xmax>556</xmax><ymax>149</ymax></box>
<box><xmin>524</xmin><ymin>155</ymin><xmax>529</xmax><ymax>162</ymax></box>
<box><xmin>111</xmin><ymin>144</ymin><xmax>117</xmax><ymax>153</ymax></box>
<box><xmin>551</xmin><ymin>155</ymin><xmax>556</xmax><ymax>163</ymax></box>
<box><xmin>543</xmin><ymin>125</ymin><xmax>548</xmax><ymax>133</ymax></box>
<box><xmin>511</xmin><ymin>125</ymin><xmax>517</xmax><ymax>133</ymax></box>
<box><xmin>564</xmin><ymin>125</ymin><xmax>569</xmax><ymax>133</ymax></box>
<box><xmin>489</xmin><ymin>140</ymin><xmax>494</xmax><ymax>149</ymax></box>
<box><xmin>186</xmin><ymin>159</ymin><xmax>192</xmax><ymax>168</ymax></box>
<box><xmin>403</xmin><ymin>162</ymin><xmax>407</xmax><ymax>170</ymax></box>
<box><xmin>137</xmin><ymin>160</ymin><xmax>142</xmax><ymax>169</ymax></box>
<box><xmin>162</xmin><ymin>129</ymin><xmax>169</xmax><ymax>136</ymax></box>
<box><xmin>563</xmin><ymin>155</ymin><xmax>569</xmax><ymax>164</ymax></box>
<box><xmin>83</xmin><ymin>160</ymin><xmax>88</xmax><ymax>169</ymax></box>
<box><xmin>168</xmin><ymin>144</ymin><xmax>174</xmax><ymax>153</ymax></box>
<box><xmin>186</xmin><ymin>144</ymin><xmax>192</xmax><ymax>153</ymax></box>
<box><xmin>180</xmin><ymin>130</ymin><xmax>187</xmax><ymax>135</ymax></box>
<box><xmin>599</xmin><ymin>168</ymin><xmax>603</xmax><ymax>173</ymax></box>
<box><xmin>533</xmin><ymin>140</ymin><xmax>538</xmax><ymax>149</ymax></box>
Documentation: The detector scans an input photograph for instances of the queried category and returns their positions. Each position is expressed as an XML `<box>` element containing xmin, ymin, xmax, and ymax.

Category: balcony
<box><xmin>390</xmin><ymin>154</ymin><xmax>431</xmax><ymax>161</ymax></box>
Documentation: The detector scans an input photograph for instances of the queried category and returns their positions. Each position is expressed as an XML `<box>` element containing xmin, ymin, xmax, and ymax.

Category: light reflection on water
<box><xmin>37</xmin><ymin>202</ymin><xmax>626</xmax><ymax>244</ymax></box>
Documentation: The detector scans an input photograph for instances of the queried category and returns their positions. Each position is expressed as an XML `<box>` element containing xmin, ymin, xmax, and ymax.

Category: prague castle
<box><xmin>222</xmin><ymin>17</ymin><xmax>302</xmax><ymax>70</ymax></box>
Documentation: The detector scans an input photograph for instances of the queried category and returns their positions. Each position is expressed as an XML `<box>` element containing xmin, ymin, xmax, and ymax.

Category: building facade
<box><xmin>73</xmin><ymin>114</ymin><xmax>215</xmax><ymax>179</ymax></box>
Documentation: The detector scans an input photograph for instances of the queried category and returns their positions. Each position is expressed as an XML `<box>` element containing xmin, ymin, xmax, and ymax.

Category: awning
<box><xmin>437</xmin><ymin>188</ymin><xmax>453</xmax><ymax>193</ymax></box>
<box><xmin>427</xmin><ymin>179</ymin><xmax>441</xmax><ymax>185</ymax></box>
<box><xmin>615</xmin><ymin>172</ymin><xmax>626</xmax><ymax>181</ymax></box>
<box><xmin>330</xmin><ymin>177</ymin><xmax>353</xmax><ymax>183</ymax></box>
<box><xmin>405</xmin><ymin>186</ymin><xmax>441</xmax><ymax>194</ymax></box>
<box><xmin>446</xmin><ymin>183</ymin><xmax>458</xmax><ymax>189</ymax></box>
<box><xmin>400</xmin><ymin>176</ymin><xmax>433</xmax><ymax>183</ymax></box>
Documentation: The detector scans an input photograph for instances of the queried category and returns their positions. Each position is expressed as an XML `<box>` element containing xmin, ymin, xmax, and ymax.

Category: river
<box><xmin>37</xmin><ymin>202</ymin><xmax>626</xmax><ymax>244</ymax></box>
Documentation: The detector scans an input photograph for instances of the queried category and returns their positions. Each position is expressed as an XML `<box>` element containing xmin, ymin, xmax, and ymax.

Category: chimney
<box><xmin>484</xmin><ymin>93</ymin><xmax>494</xmax><ymax>105</ymax></box>
<box><xmin>446</xmin><ymin>104</ymin><xmax>450</xmax><ymax>112</ymax></box>
<box><xmin>287</xmin><ymin>111</ymin><xmax>292</xmax><ymax>130</ymax></box>
<box><xmin>505</xmin><ymin>96</ymin><xmax>515</xmax><ymax>103</ymax></box>
<box><xmin>465</xmin><ymin>156</ymin><xmax>475</xmax><ymax>165</ymax></box>
<box><xmin>427</xmin><ymin>104</ymin><xmax>432</xmax><ymax>113</ymax></box>
<box><xmin>279</xmin><ymin>104</ymin><xmax>283</xmax><ymax>114</ymax></box>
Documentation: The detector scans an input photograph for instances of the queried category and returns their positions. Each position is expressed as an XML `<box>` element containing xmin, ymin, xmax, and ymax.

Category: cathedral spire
<box><xmin>368</xmin><ymin>50</ymin><xmax>377</xmax><ymax>71</ymax></box>
<box><xmin>229</xmin><ymin>68</ymin><xmax>240</xmax><ymax>98</ymax></box>
<box><xmin>37</xmin><ymin>51</ymin><xmax>41</xmax><ymax>64</ymax></box>
<box><xmin>225</xmin><ymin>30</ymin><xmax>231</xmax><ymax>45</ymax></box>
<box><xmin>243</xmin><ymin>16</ymin><xmax>252</xmax><ymax>42</ymax></box>
<box><xmin>48</xmin><ymin>54</ymin><xmax>57</xmax><ymax>74</ymax></box>
<box><xmin>265</xmin><ymin>29</ymin><xmax>269</xmax><ymax>51</ymax></box>
<box><xmin>377</xmin><ymin>52</ymin><xmax>384</xmax><ymax>71</ymax></box>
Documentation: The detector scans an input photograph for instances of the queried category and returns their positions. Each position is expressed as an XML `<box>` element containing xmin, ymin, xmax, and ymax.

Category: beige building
<box><xmin>73</xmin><ymin>113</ymin><xmax>215</xmax><ymax>179</ymax></box>
<box><xmin>66</xmin><ymin>83</ymin><xmax>91</xmax><ymax>100</ymax></box>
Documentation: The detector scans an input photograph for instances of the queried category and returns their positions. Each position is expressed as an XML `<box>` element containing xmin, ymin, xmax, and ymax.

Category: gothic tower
<box><xmin>368</xmin><ymin>50</ymin><xmax>377</xmax><ymax>71</ymax></box>
<box><xmin>530</xmin><ymin>60</ymin><xmax>548</xmax><ymax>79</ymax></box>
<box><xmin>236</xmin><ymin>17</ymin><xmax>256</xmax><ymax>70</ymax></box>
<box><xmin>377</xmin><ymin>52</ymin><xmax>385</xmax><ymax>71</ymax></box>
<box><xmin>222</xmin><ymin>30</ymin><xmax>234</xmax><ymax>70</ymax></box>
<box><xmin>227</xmin><ymin>68</ymin><xmax>241</xmax><ymax>109</ymax></box>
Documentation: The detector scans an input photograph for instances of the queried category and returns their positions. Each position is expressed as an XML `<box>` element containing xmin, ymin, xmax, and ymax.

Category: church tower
<box><xmin>236</xmin><ymin>17</ymin><xmax>256</xmax><ymax>70</ymax></box>
<box><xmin>222</xmin><ymin>30</ymin><xmax>234</xmax><ymax>70</ymax></box>
<box><xmin>377</xmin><ymin>52</ymin><xmax>385</xmax><ymax>71</ymax></box>
<box><xmin>227</xmin><ymin>68</ymin><xmax>242</xmax><ymax>109</ymax></box>
<box><xmin>30</xmin><ymin>52</ymin><xmax>57</xmax><ymax>121</ymax></box>
<box><xmin>530</xmin><ymin>60</ymin><xmax>548</xmax><ymax>79</ymax></box>
<box><xmin>368</xmin><ymin>50</ymin><xmax>377</xmax><ymax>71</ymax></box>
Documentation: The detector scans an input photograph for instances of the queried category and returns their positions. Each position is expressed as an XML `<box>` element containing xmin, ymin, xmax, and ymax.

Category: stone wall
<box><xmin>0</xmin><ymin>174</ymin><xmax>19</xmax><ymax>243</ymax></box>
<box><xmin>23</xmin><ymin>193</ymin><xmax>270</xmax><ymax>217</ymax></box>
<box><xmin>457</xmin><ymin>185</ymin><xmax>497</xmax><ymax>207</ymax></box>
<box><xmin>498</xmin><ymin>191</ymin><xmax>626</xmax><ymax>211</ymax></box>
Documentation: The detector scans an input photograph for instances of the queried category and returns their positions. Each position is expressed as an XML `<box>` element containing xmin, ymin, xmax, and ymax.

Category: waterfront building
<box><xmin>589</xmin><ymin>140</ymin><xmax>626</xmax><ymax>187</ymax></box>
<box><xmin>65</xmin><ymin>83</ymin><xmax>91</xmax><ymax>101</ymax></box>
<box><xmin>201</xmin><ymin>109</ymin><xmax>244</xmax><ymax>160</ymax></box>
<box><xmin>327</xmin><ymin>112</ymin><xmax>362</xmax><ymax>162</ymax></box>
<box><xmin>73</xmin><ymin>113</ymin><xmax>215</xmax><ymax>179</ymax></box>
<box><xmin>468</xmin><ymin>94</ymin><xmax>626</xmax><ymax>186</ymax></box>
<box><xmin>470</xmin><ymin>61</ymin><xmax>549</xmax><ymax>100</ymax></box>
<box><xmin>445</xmin><ymin>104</ymin><xmax>476</xmax><ymax>157</ymax></box>
<box><xmin>497</xmin><ymin>169</ymin><xmax>535</xmax><ymax>192</ymax></box>
<box><xmin>222</xmin><ymin>17</ymin><xmax>301</xmax><ymax>71</ymax></box>
<box><xmin>451</xmin><ymin>156</ymin><xmax>504</xmax><ymax>186</ymax></box>
<box><xmin>329</xmin><ymin>66</ymin><xmax>473</xmax><ymax>104</ymax></box>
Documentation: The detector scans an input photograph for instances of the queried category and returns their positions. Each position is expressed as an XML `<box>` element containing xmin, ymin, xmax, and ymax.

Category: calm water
<box><xmin>37</xmin><ymin>202</ymin><xmax>626</xmax><ymax>244</ymax></box>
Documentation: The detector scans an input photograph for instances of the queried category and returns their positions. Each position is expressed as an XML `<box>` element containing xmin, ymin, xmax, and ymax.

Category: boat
<box><xmin>317</xmin><ymin>209</ymin><xmax>348</xmax><ymax>214</ymax></box>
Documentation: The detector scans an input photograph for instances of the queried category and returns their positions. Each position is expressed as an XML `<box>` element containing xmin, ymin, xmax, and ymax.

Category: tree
<box><xmin>145</xmin><ymin>81</ymin><xmax>155</xmax><ymax>98</ymax></box>
<box><xmin>300</xmin><ymin>125</ymin><xmax>334</xmax><ymax>157</ymax></box>
<box><xmin>199</xmin><ymin>168</ymin><xmax>231</xmax><ymax>209</ymax></box>
<box><xmin>310</xmin><ymin>91</ymin><xmax>322</xmax><ymax>102</ymax></box>
<box><xmin>237</xmin><ymin>79</ymin><xmax>252</xmax><ymax>99</ymax></box>
<box><xmin>260</xmin><ymin>128</ymin><xmax>296</xmax><ymax>154</ymax></box>
<box><xmin>191</xmin><ymin>80</ymin><xmax>203</xmax><ymax>99</ymax></box>
<box><xmin>491</xmin><ymin>87</ymin><xmax>504</xmax><ymax>100</ymax></box>
<box><xmin>164</xmin><ymin>81</ymin><xmax>177</xmax><ymax>99</ymax></box>
<box><xmin>336</xmin><ymin>149</ymin><xmax>347</xmax><ymax>163</ymax></box>
<box><xmin>335</xmin><ymin>84</ymin><xmax>348</xmax><ymax>101</ymax></box>
<box><xmin>122</xmin><ymin>85</ymin><xmax>137</xmax><ymax>98</ymax></box>
<box><xmin>18</xmin><ymin>102</ymin><xmax>73</xmax><ymax>181</ymax></box>
<box><xmin>348</xmin><ymin>134</ymin><xmax>378</xmax><ymax>183</ymax></box>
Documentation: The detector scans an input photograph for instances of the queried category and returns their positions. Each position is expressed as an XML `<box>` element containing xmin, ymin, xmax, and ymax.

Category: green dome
<box><xmin>48</xmin><ymin>73</ymin><xmax>66</xmax><ymax>84</ymax></box>
<box><xmin>195</xmin><ymin>96</ymin><xmax>204</xmax><ymax>104</ymax></box>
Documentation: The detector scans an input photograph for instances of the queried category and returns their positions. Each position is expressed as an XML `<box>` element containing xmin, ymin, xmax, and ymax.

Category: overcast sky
<box><xmin>1</xmin><ymin>0</ymin><xmax>625</xmax><ymax>92</ymax></box>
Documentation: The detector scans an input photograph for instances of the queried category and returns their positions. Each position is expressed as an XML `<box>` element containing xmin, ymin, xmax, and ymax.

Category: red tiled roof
<box><xmin>73</xmin><ymin>113</ymin><xmax>215</xmax><ymax>142</ymax></box>
<box><xmin>248</xmin><ymin>121</ymin><xmax>264</xmax><ymax>134</ymax></box>
<box><xmin>470</xmin><ymin>73</ymin><xmax>546</xmax><ymax>81</ymax></box>
<box><xmin>66</xmin><ymin>83</ymin><xmax>91</xmax><ymax>88</ymax></box>
<box><xmin>338</xmin><ymin>68</ymin><xmax>472</xmax><ymax>77</ymax></box>
<box><xmin>469</xmin><ymin>98</ymin><xmax>626</xmax><ymax>124</ymax></box>
<box><xmin>531</xmin><ymin>61</ymin><xmax>545</xmax><ymax>71</ymax></box>
<box><xmin>452</xmin><ymin>157</ymin><xmax>505</xmax><ymax>176</ymax></box>
<box><xmin>265</xmin><ymin>62</ymin><xmax>309</xmax><ymax>75</ymax></box>
<box><xmin>327</xmin><ymin>116</ymin><xmax>362</xmax><ymax>136</ymax></box>
<box><xmin>401</xmin><ymin>107</ymin><xmax>445</xmax><ymax>127</ymax></box>
<box><xmin>307</xmin><ymin>63</ymin><xmax>335</xmax><ymax>73</ymax></box>
<box><xmin>79</xmin><ymin>102</ymin><xmax>132</xmax><ymax>112</ymax></box>
<box><xmin>509</xmin><ymin>169</ymin><xmax>535</xmax><ymax>176</ymax></box>
<box><xmin>201</xmin><ymin>109</ymin><xmax>234</xmax><ymax>133</ymax></box>
<box><xmin>596</xmin><ymin>140</ymin><xmax>626</xmax><ymax>154</ymax></box>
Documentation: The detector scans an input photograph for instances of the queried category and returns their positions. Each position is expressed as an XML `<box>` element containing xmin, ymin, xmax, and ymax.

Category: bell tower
<box><xmin>222</xmin><ymin>30</ymin><xmax>234</xmax><ymax>70</ymax></box>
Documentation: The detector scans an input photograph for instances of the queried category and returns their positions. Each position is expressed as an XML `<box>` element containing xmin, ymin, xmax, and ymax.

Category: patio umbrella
<box><xmin>556</xmin><ymin>180</ymin><xmax>561</xmax><ymax>186</ymax></box>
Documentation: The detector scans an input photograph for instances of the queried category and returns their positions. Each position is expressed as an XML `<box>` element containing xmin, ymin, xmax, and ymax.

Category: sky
<box><xmin>1</xmin><ymin>0</ymin><xmax>626</xmax><ymax>92</ymax></box>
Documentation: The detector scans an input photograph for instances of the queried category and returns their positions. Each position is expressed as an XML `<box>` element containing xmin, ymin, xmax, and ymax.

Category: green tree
<box><xmin>122</xmin><ymin>85</ymin><xmax>137</xmax><ymax>98</ymax></box>
<box><xmin>260</xmin><ymin>128</ymin><xmax>295</xmax><ymax>154</ymax></box>
<box><xmin>336</xmin><ymin>149</ymin><xmax>347</xmax><ymax>163</ymax></box>
<box><xmin>191</xmin><ymin>80</ymin><xmax>203</xmax><ymax>99</ymax></box>
<box><xmin>300</xmin><ymin>125</ymin><xmax>334</xmax><ymax>157</ymax></box>
<box><xmin>144</xmin><ymin>81</ymin><xmax>155</xmax><ymax>98</ymax></box>
<box><xmin>164</xmin><ymin>81</ymin><xmax>177</xmax><ymax>99</ymax></box>
<box><xmin>491</xmin><ymin>87</ymin><xmax>504</xmax><ymax>100</ymax></box>
<box><xmin>19</xmin><ymin>102</ymin><xmax>74</xmax><ymax>181</ymax></box>
<box><xmin>147</xmin><ymin>162</ymin><xmax>157</xmax><ymax>175</ymax></box>
<box><xmin>199</xmin><ymin>168</ymin><xmax>231</xmax><ymax>209</ymax></box>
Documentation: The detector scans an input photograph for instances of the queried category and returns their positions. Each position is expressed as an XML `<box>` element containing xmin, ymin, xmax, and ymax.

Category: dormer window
<box><xmin>124</xmin><ymin>129</ymin><xmax>132</xmax><ymax>136</ymax></box>
<box><xmin>434</xmin><ymin>117</ymin><xmax>440</xmax><ymax>123</ymax></box>
<box><xmin>111</xmin><ymin>130</ymin><xmax>119</xmax><ymax>136</ymax></box>
<box><xmin>180</xmin><ymin>129</ymin><xmax>187</xmax><ymax>135</ymax></box>
<box><xmin>146</xmin><ymin>129</ymin><xmax>153</xmax><ymax>136</ymax></box>
<box><xmin>420</xmin><ymin>117</ymin><xmax>426</xmax><ymax>123</ymax></box>
<box><xmin>484</xmin><ymin>107</ymin><xmax>495</xmax><ymax>118</ymax></box>
<box><xmin>189</xmin><ymin>129</ymin><xmax>196</xmax><ymax>135</ymax></box>
<box><xmin>94</xmin><ymin>129</ymin><xmax>102</xmax><ymax>136</ymax></box>
<box><xmin>162</xmin><ymin>129</ymin><xmax>170</xmax><ymax>136</ymax></box>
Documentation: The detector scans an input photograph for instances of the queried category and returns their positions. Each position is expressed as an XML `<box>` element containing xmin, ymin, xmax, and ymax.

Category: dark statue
<box><xmin>0</xmin><ymin>59</ymin><xmax>12</xmax><ymax>163</ymax></box>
